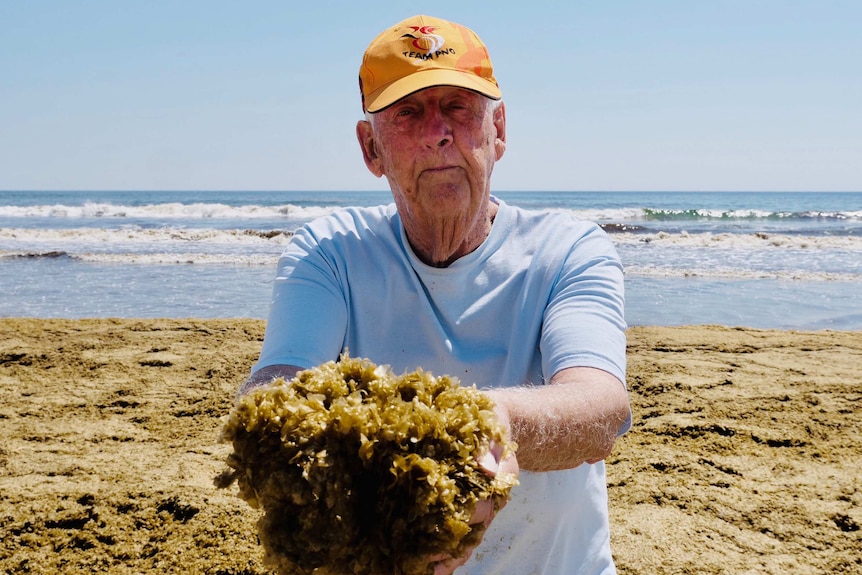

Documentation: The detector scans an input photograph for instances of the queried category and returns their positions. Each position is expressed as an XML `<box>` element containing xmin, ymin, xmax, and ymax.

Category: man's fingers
<box><xmin>497</xmin><ymin>447</ymin><xmax>519</xmax><ymax>478</ymax></box>
<box><xmin>478</xmin><ymin>439</ymin><xmax>519</xmax><ymax>477</ymax></box>
<box><xmin>470</xmin><ymin>499</ymin><xmax>495</xmax><ymax>527</ymax></box>
<box><xmin>477</xmin><ymin>447</ymin><xmax>500</xmax><ymax>475</ymax></box>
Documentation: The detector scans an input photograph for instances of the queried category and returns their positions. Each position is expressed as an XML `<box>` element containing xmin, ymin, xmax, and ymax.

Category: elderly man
<box><xmin>242</xmin><ymin>14</ymin><xmax>631</xmax><ymax>575</ymax></box>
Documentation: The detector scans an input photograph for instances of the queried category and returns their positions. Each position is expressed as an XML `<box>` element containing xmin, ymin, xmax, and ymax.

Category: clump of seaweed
<box><xmin>215</xmin><ymin>355</ymin><xmax>517</xmax><ymax>575</ymax></box>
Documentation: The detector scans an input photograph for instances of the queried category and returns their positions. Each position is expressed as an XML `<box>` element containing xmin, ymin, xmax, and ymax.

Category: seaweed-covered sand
<box><xmin>1</xmin><ymin>319</ymin><xmax>860</xmax><ymax>574</ymax></box>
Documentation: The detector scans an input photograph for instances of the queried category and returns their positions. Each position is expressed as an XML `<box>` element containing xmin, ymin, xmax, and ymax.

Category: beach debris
<box><xmin>215</xmin><ymin>354</ymin><xmax>517</xmax><ymax>575</ymax></box>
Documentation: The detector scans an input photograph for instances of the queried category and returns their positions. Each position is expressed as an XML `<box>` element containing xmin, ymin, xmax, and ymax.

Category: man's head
<box><xmin>358</xmin><ymin>15</ymin><xmax>501</xmax><ymax>114</ymax></box>
<box><xmin>355</xmin><ymin>16</ymin><xmax>506</xmax><ymax>267</ymax></box>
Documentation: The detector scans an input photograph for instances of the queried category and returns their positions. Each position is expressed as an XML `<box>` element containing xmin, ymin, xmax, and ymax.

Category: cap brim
<box><xmin>365</xmin><ymin>69</ymin><xmax>502</xmax><ymax>113</ymax></box>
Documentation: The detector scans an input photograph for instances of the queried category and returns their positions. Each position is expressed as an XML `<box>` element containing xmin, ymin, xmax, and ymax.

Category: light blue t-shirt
<box><xmin>256</xmin><ymin>198</ymin><xmax>629</xmax><ymax>574</ymax></box>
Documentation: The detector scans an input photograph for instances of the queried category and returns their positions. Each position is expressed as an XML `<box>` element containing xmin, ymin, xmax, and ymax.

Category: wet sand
<box><xmin>1</xmin><ymin>319</ymin><xmax>860</xmax><ymax>574</ymax></box>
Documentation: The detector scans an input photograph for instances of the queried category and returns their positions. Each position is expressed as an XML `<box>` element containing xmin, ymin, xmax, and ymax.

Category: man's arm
<box><xmin>485</xmin><ymin>366</ymin><xmax>630</xmax><ymax>472</ymax></box>
<box><xmin>237</xmin><ymin>364</ymin><xmax>304</xmax><ymax>397</ymax></box>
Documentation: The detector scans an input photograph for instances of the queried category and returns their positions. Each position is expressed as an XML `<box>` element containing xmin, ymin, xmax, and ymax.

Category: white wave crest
<box><xmin>0</xmin><ymin>249</ymin><xmax>278</xmax><ymax>266</ymax></box>
<box><xmin>0</xmin><ymin>202</ymin><xmax>338</xmax><ymax>220</ymax></box>
<box><xmin>557</xmin><ymin>207</ymin><xmax>648</xmax><ymax>221</ymax></box>
<box><xmin>0</xmin><ymin>227</ymin><xmax>294</xmax><ymax>245</ymax></box>
<box><xmin>2</xmin><ymin>227</ymin><xmax>861</xmax><ymax>255</ymax></box>
<box><xmin>624</xmin><ymin>265</ymin><xmax>861</xmax><ymax>282</ymax></box>
<box><xmin>611</xmin><ymin>231</ymin><xmax>862</xmax><ymax>250</ymax></box>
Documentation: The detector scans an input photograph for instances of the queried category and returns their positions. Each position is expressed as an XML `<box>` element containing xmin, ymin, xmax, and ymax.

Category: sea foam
<box><xmin>0</xmin><ymin>202</ymin><xmax>337</xmax><ymax>221</ymax></box>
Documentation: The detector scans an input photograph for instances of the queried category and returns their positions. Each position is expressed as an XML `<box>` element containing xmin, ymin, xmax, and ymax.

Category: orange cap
<box><xmin>359</xmin><ymin>15</ymin><xmax>502</xmax><ymax>113</ymax></box>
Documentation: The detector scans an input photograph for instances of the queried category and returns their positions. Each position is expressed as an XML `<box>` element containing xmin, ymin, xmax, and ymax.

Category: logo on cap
<box><xmin>402</xmin><ymin>26</ymin><xmax>445</xmax><ymax>54</ymax></box>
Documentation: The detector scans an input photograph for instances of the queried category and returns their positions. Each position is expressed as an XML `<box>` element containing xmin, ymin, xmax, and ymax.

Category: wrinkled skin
<box><xmin>356</xmin><ymin>87</ymin><xmax>506</xmax><ymax>267</ymax></box>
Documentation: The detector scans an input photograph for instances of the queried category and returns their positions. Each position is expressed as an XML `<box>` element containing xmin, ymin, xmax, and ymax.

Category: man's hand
<box><xmin>236</xmin><ymin>364</ymin><xmax>303</xmax><ymax>398</ymax></box>
<box><xmin>430</xmin><ymin>407</ymin><xmax>519</xmax><ymax>574</ymax></box>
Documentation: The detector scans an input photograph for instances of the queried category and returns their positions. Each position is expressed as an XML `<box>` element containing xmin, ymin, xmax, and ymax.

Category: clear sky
<box><xmin>2</xmin><ymin>1</ymin><xmax>860</xmax><ymax>192</ymax></box>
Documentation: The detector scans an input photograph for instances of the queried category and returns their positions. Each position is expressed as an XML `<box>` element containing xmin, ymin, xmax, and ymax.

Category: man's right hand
<box><xmin>430</xmin><ymin>407</ymin><xmax>519</xmax><ymax>575</ymax></box>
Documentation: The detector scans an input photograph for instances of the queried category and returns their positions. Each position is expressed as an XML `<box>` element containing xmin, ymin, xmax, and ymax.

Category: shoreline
<box><xmin>1</xmin><ymin>319</ymin><xmax>860</xmax><ymax>573</ymax></box>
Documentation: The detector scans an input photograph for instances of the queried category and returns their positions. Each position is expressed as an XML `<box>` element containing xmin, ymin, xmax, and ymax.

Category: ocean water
<box><xmin>1</xmin><ymin>190</ymin><xmax>860</xmax><ymax>330</ymax></box>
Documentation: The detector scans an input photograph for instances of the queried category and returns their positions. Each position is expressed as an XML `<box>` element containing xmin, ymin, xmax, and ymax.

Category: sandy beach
<box><xmin>1</xmin><ymin>319</ymin><xmax>859</xmax><ymax>574</ymax></box>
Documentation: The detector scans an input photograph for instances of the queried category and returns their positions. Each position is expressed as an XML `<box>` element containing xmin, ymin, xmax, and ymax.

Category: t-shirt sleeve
<box><xmin>540</xmin><ymin>224</ymin><xmax>630</xmax><ymax>435</ymax></box>
<box><xmin>540</xmin><ymin>224</ymin><xmax>627</xmax><ymax>384</ymax></box>
<box><xmin>254</xmin><ymin>226</ymin><xmax>348</xmax><ymax>372</ymax></box>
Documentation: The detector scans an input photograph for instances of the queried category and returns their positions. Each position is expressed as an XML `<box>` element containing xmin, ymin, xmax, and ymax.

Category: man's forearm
<box><xmin>485</xmin><ymin>367</ymin><xmax>630</xmax><ymax>472</ymax></box>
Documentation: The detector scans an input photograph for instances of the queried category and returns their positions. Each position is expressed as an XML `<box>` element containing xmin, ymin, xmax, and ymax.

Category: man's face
<box><xmin>357</xmin><ymin>86</ymin><xmax>506</xmax><ymax>234</ymax></box>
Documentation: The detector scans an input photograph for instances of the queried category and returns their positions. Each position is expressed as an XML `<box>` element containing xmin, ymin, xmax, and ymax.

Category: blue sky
<box><xmin>1</xmin><ymin>1</ymin><xmax>860</xmax><ymax>192</ymax></box>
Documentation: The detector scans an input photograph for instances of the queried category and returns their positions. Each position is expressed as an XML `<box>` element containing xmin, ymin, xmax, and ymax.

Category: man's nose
<box><xmin>421</xmin><ymin>108</ymin><xmax>452</xmax><ymax>148</ymax></box>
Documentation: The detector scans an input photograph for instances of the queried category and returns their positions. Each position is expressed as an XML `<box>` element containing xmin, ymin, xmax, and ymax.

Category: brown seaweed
<box><xmin>216</xmin><ymin>355</ymin><xmax>517</xmax><ymax>575</ymax></box>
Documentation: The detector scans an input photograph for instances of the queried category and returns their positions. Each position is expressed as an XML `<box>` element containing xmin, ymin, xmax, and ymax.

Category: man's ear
<box><xmin>356</xmin><ymin>120</ymin><xmax>385</xmax><ymax>177</ymax></box>
<box><xmin>493</xmin><ymin>102</ymin><xmax>507</xmax><ymax>161</ymax></box>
